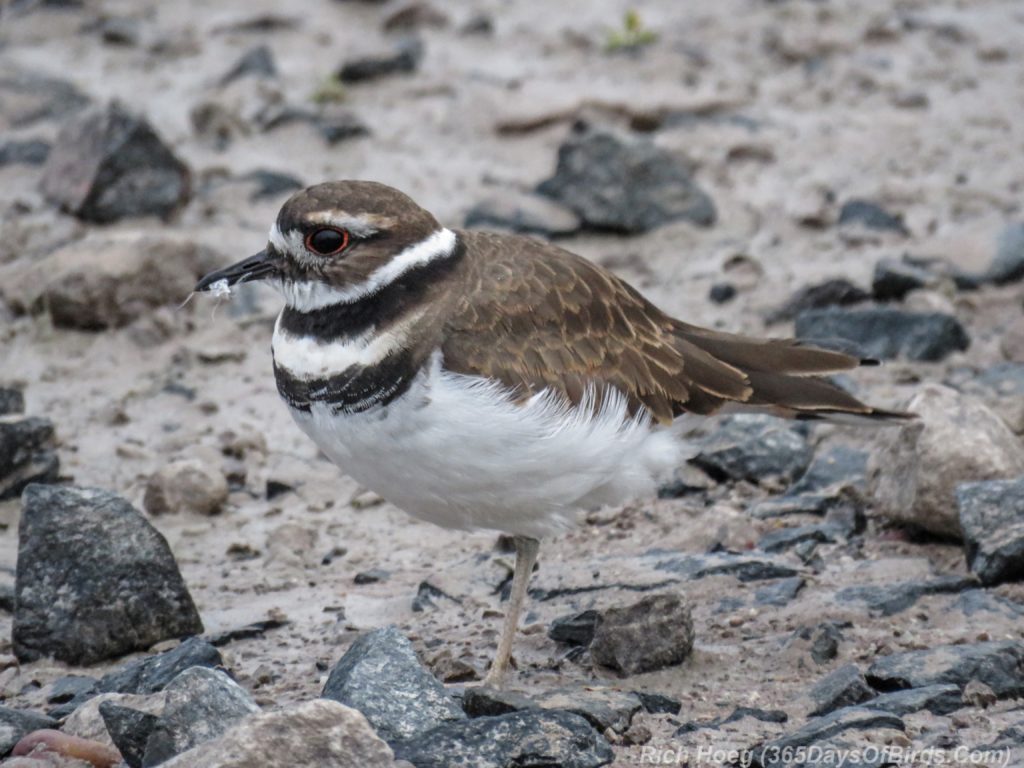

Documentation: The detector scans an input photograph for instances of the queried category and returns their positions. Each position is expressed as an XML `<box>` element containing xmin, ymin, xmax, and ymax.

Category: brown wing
<box><xmin>441</xmin><ymin>230</ymin><xmax>911</xmax><ymax>425</ymax></box>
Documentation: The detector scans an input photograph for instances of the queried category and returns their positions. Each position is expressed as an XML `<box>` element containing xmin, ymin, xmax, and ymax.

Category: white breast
<box><xmin>282</xmin><ymin>352</ymin><xmax>684</xmax><ymax>539</ymax></box>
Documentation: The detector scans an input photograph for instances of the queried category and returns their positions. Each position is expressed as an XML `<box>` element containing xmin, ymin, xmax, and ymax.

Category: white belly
<box><xmin>284</xmin><ymin>355</ymin><xmax>683</xmax><ymax>539</ymax></box>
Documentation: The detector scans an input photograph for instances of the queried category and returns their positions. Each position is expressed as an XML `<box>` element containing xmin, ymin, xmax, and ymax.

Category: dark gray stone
<box><xmin>947</xmin><ymin>362</ymin><xmax>1024</xmax><ymax>398</ymax></box>
<box><xmin>14</xmin><ymin>485</ymin><xmax>203</xmax><ymax>665</ymax></box>
<box><xmin>321</xmin><ymin>625</ymin><xmax>465</xmax><ymax>743</ymax></box>
<box><xmin>984</xmin><ymin>222</ymin><xmax>1024</xmax><ymax>285</ymax></box>
<box><xmin>836</xmin><ymin>576</ymin><xmax>976</xmax><ymax>616</ymax></box>
<box><xmin>795</xmin><ymin>307</ymin><xmax>970</xmax><ymax>362</ymax></box>
<box><xmin>98</xmin><ymin>637</ymin><xmax>224</xmax><ymax>695</ymax></box>
<box><xmin>315</xmin><ymin>110</ymin><xmax>371</xmax><ymax>144</ymax></box>
<box><xmin>956</xmin><ymin>478</ymin><xmax>1024</xmax><ymax>585</ymax></box>
<box><xmin>691</xmin><ymin>414</ymin><xmax>812</xmax><ymax>484</ymax></box>
<box><xmin>838</xmin><ymin>199</ymin><xmax>908</xmax><ymax>234</ymax></box>
<box><xmin>590</xmin><ymin>592</ymin><xmax>694</xmax><ymax>676</ymax></box>
<box><xmin>97</xmin><ymin>16</ymin><xmax>140</xmax><ymax>46</ymax></box>
<box><xmin>752</xmin><ymin>708</ymin><xmax>904</xmax><ymax>768</ymax></box>
<box><xmin>0</xmin><ymin>69</ymin><xmax>90</xmax><ymax>128</ymax></box>
<box><xmin>722</xmin><ymin>707</ymin><xmax>788</xmax><ymax>725</ymax></box>
<box><xmin>238</xmin><ymin>169</ymin><xmax>302</xmax><ymax>201</ymax></box>
<box><xmin>0</xmin><ymin>705</ymin><xmax>57</xmax><ymax>755</ymax></box>
<box><xmin>465</xmin><ymin>191</ymin><xmax>581</xmax><ymax>237</ymax></box>
<box><xmin>548</xmin><ymin>609</ymin><xmax>599</xmax><ymax>646</ymax></box>
<box><xmin>100</xmin><ymin>702</ymin><xmax>158</xmax><ymax>768</ymax></box>
<box><xmin>758</xmin><ymin>523</ymin><xmax>843</xmax><ymax>553</ymax></box>
<box><xmin>142</xmin><ymin>667</ymin><xmax>259</xmax><ymax>766</ymax></box>
<box><xmin>219</xmin><ymin>44</ymin><xmax>277</xmax><ymax>86</ymax></box>
<box><xmin>204</xmin><ymin>618</ymin><xmax>288</xmax><ymax>647</ymax></box>
<box><xmin>767</xmin><ymin>279</ymin><xmax>870</xmax><ymax>323</ymax></box>
<box><xmin>808</xmin><ymin>664</ymin><xmax>874</xmax><ymax>716</ymax></box>
<box><xmin>653</xmin><ymin>551</ymin><xmax>801</xmax><ymax>582</ymax></box>
<box><xmin>0</xmin><ymin>138</ymin><xmax>50</xmax><ymax>166</ymax></box>
<box><xmin>338</xmin><ymin>37</ymin><xmax>423</xmax><ymax>83</ymax></box>
<box><xmin>45</xmin><ymin>675</ymin><xmax>98</xmax><ymax>719</ymax></box>
<box><xmin>708</xmin><ymin>282</ymin><xmax>737</xmax><ymax>304</ymax></box>
<box><xmin>954</xmin><ymin>589</ymin><xmax>1024</xmax><ymax>618</ymax></box>
<box><xmin>0</xmin><ymin>388</ymin><xmax>24</xmax><ymax>416</ymax></box>
<box><xmin>40</xmin><ymin>102</ymin><xmax>191</xmax><ymax>223</ymax></box>
<box><xmin>392</xmin><ymin>710</ymin><xmax>614</xmax><ymax>768</ymax></box>
<box><xmin>789</xmin><ymin>446</ymin><xmax>868</xmax><ymax>496</ymax></box>
<box><xmin>866</xmin><ymin>641</ymin><xmax>1024</xmax><ymax>699</ymax></box>
<box><xmin>635</xmin><ymin>691</ymin><xmax>681</xmax><ymax>715</ymax></box>
<box><xmin>533</xmin><ymin>688</ymin><xmax>641</xmax><ymax>733</ymax></box>
<box><xmin>860</xmin><ymin>684</ymin><xmax>963</xmax><ymax>716</ymax></box>
<box><xmin>537</xmin><ymin>123</ymin><xmax>716</xmax><ymax>234</ymax></box>
<box><xmin>353</xmin><ymin>568</ymin><xmax>390</xmax><ymax>585</ymax></box>
<box><xmin>872</xmin><ymin>256</ymin><xmax>939</xmax><ymax>300</ymax></box>
<box><xmin>462</xmin><ymin>687</ymin><xmax>536</xmax><ymax>718</ymax></box>
<box><xmin>754</xmin><ymin>576</ymin><xmax>805</xmax><ymax>606</ymax></box>
<box><xmin>0</xmin><ymin>417</ymin><xmax>59</xmax><ymax>500</ymax></box>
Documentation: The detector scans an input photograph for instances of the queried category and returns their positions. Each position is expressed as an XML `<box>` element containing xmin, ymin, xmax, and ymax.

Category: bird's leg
<box><xmin>482</xmin><ymin>535</ymin><xmax>540</xmax><ymax>687</ymax></box>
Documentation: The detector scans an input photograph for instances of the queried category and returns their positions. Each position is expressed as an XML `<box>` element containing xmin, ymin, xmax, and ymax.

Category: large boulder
<box><xmin>14</xmin><ymin>485</ymin><xmax>203</xmax><ymax>665</ymax></box>
<box><xmin>0</xmin><ymin>233</ymin><xmax>221</xmax><ymax>330</ymax></box>
<box><xmin>40</xmin><ymin>102</ymin><xmax>190</xmax><ymax>223</ymax></box>
<box><xmin>869</xmin><ymin>385</ymin><xmax>1024</xmax><ymax>538</ymax></box>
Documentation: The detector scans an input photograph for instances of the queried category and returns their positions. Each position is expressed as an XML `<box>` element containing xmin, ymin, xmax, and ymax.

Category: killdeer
<box><xmin>195</xmin><ymin>180</ymin><xmax>909</xmax><ymax>685</ymax></box>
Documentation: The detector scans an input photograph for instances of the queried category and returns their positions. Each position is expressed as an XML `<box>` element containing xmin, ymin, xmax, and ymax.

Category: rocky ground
<box><xmin>1</xmin><ymin>0</ymin><xmax>1023</xmax><ymax>766</ymax></box>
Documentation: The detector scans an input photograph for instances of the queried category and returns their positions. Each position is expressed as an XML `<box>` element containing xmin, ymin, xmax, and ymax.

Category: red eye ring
<box><xmin>305</xmin><ymin>227</ymin><xmax>350</xmax><ymax>256</ymax></box>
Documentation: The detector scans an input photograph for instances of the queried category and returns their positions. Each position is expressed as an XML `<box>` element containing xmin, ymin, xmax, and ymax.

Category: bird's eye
<box><xmin>305</xmin><ymin>227</ymin><xmax>349</xmax><ymax>256</ymax></box>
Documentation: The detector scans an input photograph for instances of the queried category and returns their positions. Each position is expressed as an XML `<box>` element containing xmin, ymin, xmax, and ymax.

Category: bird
<box><xmin>194</xmin><ymin>180</ymin><xmax>910</xmax><ymax>686</ymax></box>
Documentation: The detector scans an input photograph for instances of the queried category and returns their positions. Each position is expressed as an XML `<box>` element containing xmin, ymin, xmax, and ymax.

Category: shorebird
<box><xmin>195</xmin><ymin>180</ymin><xmax>907</xmax><ymax>685</ymax></box>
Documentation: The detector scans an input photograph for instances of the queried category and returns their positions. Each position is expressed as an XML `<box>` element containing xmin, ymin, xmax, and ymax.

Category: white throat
<box><xmin>273</xmin><ymin>227</ymin><xmax>458</xmax><ymax>312</ymax></box>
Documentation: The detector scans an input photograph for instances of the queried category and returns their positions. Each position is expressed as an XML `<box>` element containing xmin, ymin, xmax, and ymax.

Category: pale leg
<box><xmin>482</xmin><ymin>535</ymin><xmax>540</xmax><ymax>687</ymax></box>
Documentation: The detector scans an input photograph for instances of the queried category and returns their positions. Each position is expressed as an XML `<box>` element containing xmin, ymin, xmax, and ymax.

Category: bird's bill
<box><xmin>194</xmin><ymin>248</ymin><xmax>278</xmax><ymax>292</ymax></box>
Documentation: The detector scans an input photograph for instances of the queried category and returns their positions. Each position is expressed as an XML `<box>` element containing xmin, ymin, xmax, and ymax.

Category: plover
<box><xmin>196</xmin><ymin>181</ymin><xmax>908</xmax><ymax>685</ymax></box>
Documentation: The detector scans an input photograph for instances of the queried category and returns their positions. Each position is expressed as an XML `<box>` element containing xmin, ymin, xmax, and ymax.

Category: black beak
<box><xmin>195</xmin><ymin>249</ymin><xmax>278</xmax><ymax>292</ymax></box>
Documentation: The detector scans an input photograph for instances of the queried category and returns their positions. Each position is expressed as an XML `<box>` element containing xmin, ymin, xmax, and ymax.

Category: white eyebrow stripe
<box><xmin>304</xmin><ymin>212</ymin><xmax>380</xmax><ymax>238</ymax></box>
<box><xmin>272</xmin><ymin>227</ymin><xmax>458</xmax><ymax>312</ymax></box>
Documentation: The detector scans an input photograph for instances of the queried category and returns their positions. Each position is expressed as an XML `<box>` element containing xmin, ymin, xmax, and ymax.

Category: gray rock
<box><xmin>0</xmin><ymin>69</ymin><xmax>90</xmax><ymax>129</ymax></box>
<box><xmin>2</xmin><ymin>234</ymin><xmax>222</xmax><ymax>331</ymax></box>
<box><xmin>461</xmin><ymin>688</ymin><xmax>537</xmax><ymax>718</ymax></box>
<box><xmin>752</xmin><ymin>708</ymin><xmax>904</xmax><ymax>768</ymax></box>
<box><xmin>45</xmin><ymin>675</ymin><xmax>99</xmax><ymax>719</ymax></box>
<box><xmin>537</xmin><ymin>123</ymin><xmax>716</xmax><ymax>233</ymax></box>
<box><xmin>984</xmin><ymin>222</ymin><xmax>1024</xmax><ymax>285</ymax></box>
<box><xmin>14</xmin><ymin>485</ymin><xmax>203</xmax><ymax>665</ymax></box>
<box><xmin>144</xmin><ymin>459</ymin><xmax>229</xmax><ymax>516</ymax></box>
<box><xmin>0</xmin><ymin>388</ymin><xmax>24</xmax><ymax>416</ymax></box>
<box><xmin>465</xmin><ymin>191</ymin><xmax>581</xmax><ymax>237</ymax></box>
<box><xmin>40</xmin><ymin>102</ymin><xmax>190</xmax><ymax>223</ymax></box>
<box><xmin>0</xmin><ymin>417</ymin><xmax>59</xmax><ymax>500</ymax></box>
<box><xmin>872</xmin><ymin>256</ymin><xmax>947</xmax><ymax>300</ymax></box>
<box><xmin>795</xmin><ymin>307</ymin><xmax>969</xmax><ymax>362</ymax></box>
<box><xmin>100</xmin><ymin>702</ymin><xmax>158</xmax><ymax>768</ymax></box>
<box><xmin>708</xmin><ymin>282</ymin><xmax>737</xmax><ymax>304</ymax></box>
<box><xmin>321</xmin><ymin>625</ymin><xmax>465</xmax><ymax>743</ymax></box>
<box><xmin>758</xmin><ymin>523</ymin><xmax>844</xmax><ymax>553</ymax></box>
<box><xmin>98</xmin><ymin>637</ymin><xmax>223</xmax><ymax>695</ymax></box>
<box><xmin>865</xmin><ymin>641</ymin><xmax>1024</xmax><ymax>699</ymax></box>
<box><xmin>238</xmin><ymin>169</ymin><xmax>302</xmax><ymax>201</ymax></box>
<box><xmin>691</xmin><ymin>414</ymin><xmax>812</xmax><ymax>484</ymax></box>
<box><xmin>837</xmin><ymin>199</ymin><xmax>907</xmax><ymax>234</ymax></box>
<box><xmin>548</xmin><ymin>609</ymin><xmax>599</xmax><ymax>646</ymax></box>
<box><xmin>754</xmin><ymin>577</ymin><xmax>805</xmax><ymax>606</ymax></box>
<box><xmin>382</xmin><ymin>2</ymin><xmax>449</xmax><ymax>32</ymax></box>
<box><xmin>767</xmin><ymin>279</ymin><xmax>870</xmax><ymax>324</ymax></box>
<box><xmin>860</xmin><ymin>684</ymin><xmax>963</xmax><ymax>716</ymax></box>
<box><xmin>635</xmin><ymin>692</ymin><xmax>682</xmax><ymax>715</ymax></box>
<box><xmin>653</xmin><ymin>551</ymin><xmax>801</xmax><ymax>582</ymax></box>
<box><xmin>0</xmin><ymin>138</ymin><xmax>50</xmax><ymax>166</ymax></box>
<box><xmin>956</xmin><ymin>478</ymin><xmax>1024</xmax><ymax>585</ymax></box>
<box><xmin>835</xmin><ymin>576</ymin><xmax>976</xmax><ymax>616</ymax></box>
<box><xmin>353</xmin><ymin>568</ymin><xmax>390</xmax><ymax>585</ymax></box>
<box><xmin>338</xmin><ymin>37</ymin><xmax>423</xmax><ymax>83</ymax></box>
<box><xmin>869</xmin><ymin>385</ymin><xmax>1024</xmax><ymax>538</ymax></box>
<box><xmin>142</xmin><ymin>667</ymin><xmax>259</xmax><ymax>766</ymax></box>
<box><xmin>315</xmin><ymin>110</ymin><xmax>371</xmax><ymax>144</ymax></box>
<box><xmin>749</xmin><ymin>448</ymin><xmax>868</xmax><ymax>520</ymax></box>
<box><xmin>159</xmin><ymin>699</ymin><xmax>395</xmax><ymax>768</ymax></box>
<box><xmin>590</xmin><ymin>592</ymin><xmax>694</xmax><ymax>676</ymax></box>
<box><xmin>463</xmin><ymin>686</ymin><xmax>641</xmax><ymax>734</ymax></box>
<box><xmin>392</xmin><ymin>710</ymin><xmax>613</xmax><ymax>768</ymax></box>
<box><xmin>0</xmin><ymin>706</ymin><xmax>58</xmax><ymax>755</ymax></box>
<box><xmin>808</xmin><ymin>664</ymin><xmax>874</xmax><ymax>716</ymax></box>
<box><xmin>219</xmin><ymin>45</ymin><xmax>277</xmax><ymax>86</ymax></box>
<box><xmin>204</xmin><ymin>618</ymin><xmax>288</xmax><ymax>647</ymax></box>
<box><xmin>808</xmin><ymin>623</ymin><xmax>844</xmax><ymax>665</ymax></box>
<box><xmin>96</xmin><ymin>15</ymin><xmax>140</xmax><ymax>46</ymax></box>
